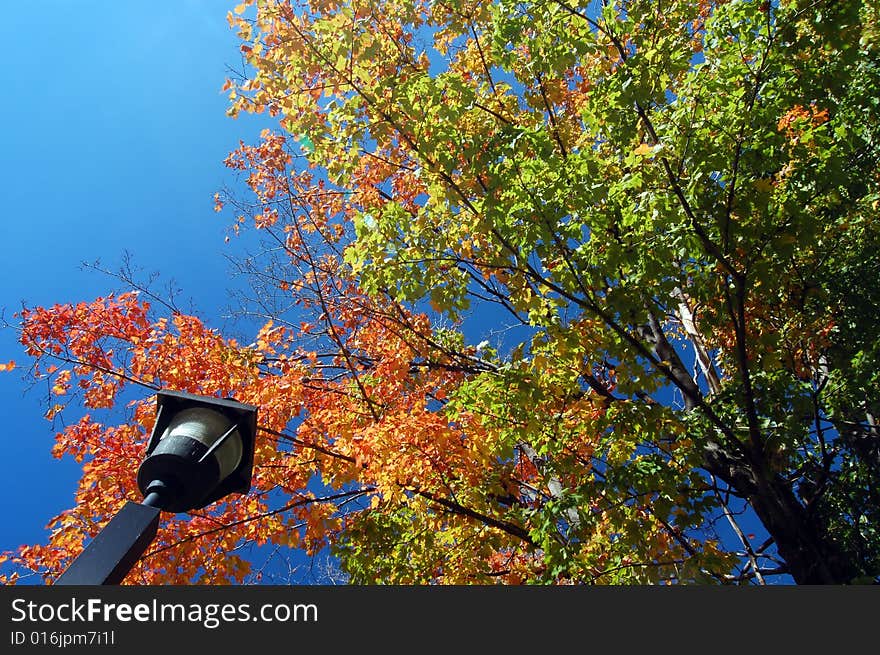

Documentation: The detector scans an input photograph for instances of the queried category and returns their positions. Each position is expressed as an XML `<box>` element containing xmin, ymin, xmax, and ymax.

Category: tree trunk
<box><xmin>642</xmin><ymin>306</ymin><xmax>861</xmax><ymax>583</ymax></box>
<box><xmin>704</xmin><ymin>446</ymin><xmax>860</xmax><ymax>584</ymax></box>
<box><xmin>748</xmin><ymin>475</ymin><xmax>860</xmax><ymax>584</ymax></box>
<box><xmin>673</xmin><ymin>289</ymin><xmax>723</xmax><ymax>394</ymax></box>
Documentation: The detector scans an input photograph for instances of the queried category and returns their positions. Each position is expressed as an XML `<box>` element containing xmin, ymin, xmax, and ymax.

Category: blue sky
<box><xmin>0</xmin><ymin>1</ymin><xmax>269</xmax><ymax>565</ymax></box>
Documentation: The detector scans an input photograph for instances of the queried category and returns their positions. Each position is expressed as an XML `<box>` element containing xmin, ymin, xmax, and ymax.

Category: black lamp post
<box><xmin>54</xmin><ymin>390</ymin><xmax>257</xmax><ymax>585</ymax></box>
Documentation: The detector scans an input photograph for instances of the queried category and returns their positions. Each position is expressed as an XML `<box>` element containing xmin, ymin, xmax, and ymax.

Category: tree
<box><xmin>2</xmin><ymin>0</ymin><xmax>878</xmax><ymax>584</ymax></box>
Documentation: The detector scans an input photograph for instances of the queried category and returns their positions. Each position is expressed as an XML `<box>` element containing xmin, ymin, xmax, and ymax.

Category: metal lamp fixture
<box><xmin>137</xmin><ymin>390</ymin><xmax>258</xmax><ymax>513</ymax></box>
<box><xmin>55</xmin><ymin>390</ymin><xmax>258</xmax><ymax>585</ymax></box>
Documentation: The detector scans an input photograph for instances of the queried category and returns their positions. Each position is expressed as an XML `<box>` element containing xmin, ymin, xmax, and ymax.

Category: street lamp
<box><xmin>54</xmin><ymin>390</ymin><xmax>257</xmax><ymax>585</ymax></box>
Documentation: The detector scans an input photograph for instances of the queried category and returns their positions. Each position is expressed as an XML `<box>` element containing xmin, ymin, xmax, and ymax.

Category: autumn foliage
<box><xmin>2</xmin><ymin>0</ymin><xmax>879</xmax><ymax>584</ymax></box>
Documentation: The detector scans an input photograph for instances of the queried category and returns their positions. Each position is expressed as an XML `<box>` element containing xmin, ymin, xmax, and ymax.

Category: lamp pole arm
<box><xmin>54</xmin><ymin>500</ymin><xmax>162</xmax><ymax>586</ymax></box>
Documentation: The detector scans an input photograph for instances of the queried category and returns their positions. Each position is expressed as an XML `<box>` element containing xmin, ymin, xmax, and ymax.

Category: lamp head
<box><xmin>137</xmin><ymin>390</ymin><xmax>257</xmax><ymax>513</ymax></box>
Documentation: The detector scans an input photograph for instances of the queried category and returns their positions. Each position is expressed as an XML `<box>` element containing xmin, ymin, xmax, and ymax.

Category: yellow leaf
<box><xmin>0</xmin><ymin>360</ymin><xmax>15</xmax><ymax>372</ymax></box>
<box><xmin>634</xmin><ymin>143</ymin><xmax>654</xmax><ymax>156</ymax></box>
<box><xmin>234</xmin><ymin>3</ymin><xmax>248</xmax><ymax>14</ymax></box>
<box><xmin>754</xmin><ymin>178</ymin><xmax>775</xmax><ymax>193</ymax></box>
<box><xmin>45</xmin><ymin>404</ymin><xmax>64</xmax><ymax>420</ymax></box>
